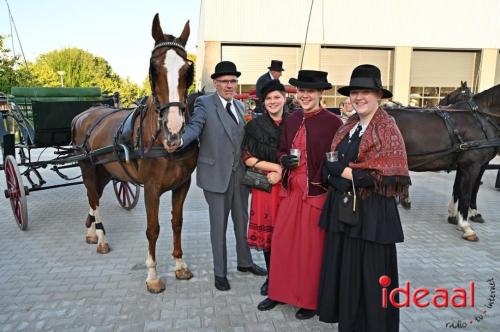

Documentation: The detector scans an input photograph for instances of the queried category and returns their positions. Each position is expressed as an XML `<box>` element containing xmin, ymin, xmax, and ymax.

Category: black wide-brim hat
<box><xmin>289</xmin><ymin>70</ymin><xmax>332</xmax><ymax>90</ymax></box>
<box><xmin>338</xmin><ymin>64</ymin><xmax>392</xmax><ymax>98</ymax></box>
<box><xmin>260</xmin><ymin>79</ymin><xmax>286</xmax><ymax>101</ymax></box>
<box><xmin>268</xmin><ymin>60</ymin><xmax>285</xmax><ymax>72</ymax></box>
<box><xmin>211</xmin><ymin>61</ymin><xmax>241</xmax><ymax>79</ymax></box>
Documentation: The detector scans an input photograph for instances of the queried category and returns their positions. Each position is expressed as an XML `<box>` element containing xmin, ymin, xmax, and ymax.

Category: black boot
<box><xmin>295</xmin><ymin>308</ymin><xmax>315</xmax><ymax>320</ymax></box>
<box><xmin>257</xmin><ymin>297</ymin><xmax>282</xmax><ymax>311</ymax></box>
<box><xmin>261</xmin><ymin>250</ymin><xmax>271</xmax><ymax>296</ymax></box>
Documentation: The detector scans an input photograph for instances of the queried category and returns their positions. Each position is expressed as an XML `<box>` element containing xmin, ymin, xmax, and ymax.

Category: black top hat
<box><xmin>289</xmin><ymin>70</ymin><xmax>332</xmax><ymax>90</ymax></box>
<box><xmin>268</xmin><ymin>60</ymin><xmax>285</xmax><ymax>72</ymax></box>
<box><xmin>211</xmin><ymin>61</ymin><xmax>241</xmax><ymax>79</ymax></box>
<box><xmin>260</xmin><ymin>79</ymin><xmax>285</xmax><ymax>101</ymax></box>
<box><xmin>337</xmin><ymin>64</ymin><xmax>392</xmax><ymax>98</ymax></box>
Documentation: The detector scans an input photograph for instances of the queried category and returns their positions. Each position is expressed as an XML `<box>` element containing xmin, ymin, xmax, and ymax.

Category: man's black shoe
<box><xmin>237</xmin><ymin>264</ymin><xmax>267</xmax><ymax>276</ymax></box>
<box><xmin>260</xmin><ymin>278</ymin><xmax>268</xmax><ymax>296</ymax></box>
<box><xmin>295</xmin><ymin>308</ymin><xmax>315</xmax><ymax>320</ymax></box>
<box><xmin>257</xmin><ymin>297</ymin><xmax>282</xmax><ymax>311</ymax></box>
<box><xmin>214</xmin><ymin>276</ymin><xmax>230</xmax><ymax>291</ymax></box>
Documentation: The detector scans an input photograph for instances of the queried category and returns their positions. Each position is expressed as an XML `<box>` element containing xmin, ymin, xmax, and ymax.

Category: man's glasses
<box><xmin>216</xmin><ymin>79</ymin><xmax>238</xmax><ymax>85</ymax></box>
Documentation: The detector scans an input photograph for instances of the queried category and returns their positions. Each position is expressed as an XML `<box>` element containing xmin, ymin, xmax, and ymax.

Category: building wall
<box><xmin>197</xmin><ymin>0</ymin><xmax>500</xmax><ymax>99</ymax></box>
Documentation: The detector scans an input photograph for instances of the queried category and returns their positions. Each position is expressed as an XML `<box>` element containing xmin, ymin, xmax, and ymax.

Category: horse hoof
<box><xmin>96</xmin><ymin>243</ymin><xmax>110</xmax><ymax>254</ymax></box>
<box><xmin>447</xmin><ymin>216</ymin><xmax>458</xmax><ymax>225</ymax></box>
<box><xmin>175</xmin><ymin>268</ymin><xmax>193</xmax><ymax>280</ymax></box>
<box><xmin>146</xmin><ymin>279</ymin><xmax>165</xmax><ymax>293</ymax></box>
<box><xmin>470</xmin><ymin>214</ymin><xmax>485</xmax><ymax>223</ymax></box>
<box><xmin>86</xmin><ymin>235</ymin><xmax>98</xmax><ymax>244</ymax></box>
<box><xmin>463</xmin><ymin>234</ymin><xmax>479</xmax><ymax>242</ymax></box>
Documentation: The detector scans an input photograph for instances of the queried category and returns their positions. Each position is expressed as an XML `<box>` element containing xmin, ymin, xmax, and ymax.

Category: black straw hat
<box><xmin>260</xmin><ymin>79</ymin><xmax>285</xmax><ymax>101</ymax></box>
<box><xmin>288</xmin><ymin>70</ymin><xmax>332</xmax><ymax>90</ymax></box>
<box><xmin>211</xmin><ymin>61</ymin><xmax>241</xmax><ymax>79</ymax></box>
<box><xmin>337</xmin><ymin>64</ymin><xmax>392</xmax><ymax>98</ymax></box>
<box><xmin>268</xmin><ymin>60</ymin><xmax>285</xmax><ymax>72</ymax></box>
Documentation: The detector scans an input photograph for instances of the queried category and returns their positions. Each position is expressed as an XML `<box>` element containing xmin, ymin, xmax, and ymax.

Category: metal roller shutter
<box><xmin>411</xmin><ymin>50</ymin><xmax>478</xmax><ymax>87</ymax></box>
<box><xmin>221</xmin><ymin>45</ymin><xmax>300</xmax><ymax>84</ymax></box>
<box><xmin>319</xmin><ymin>48</ymin><xmax>394</xmax><ymax>87</ymax></box>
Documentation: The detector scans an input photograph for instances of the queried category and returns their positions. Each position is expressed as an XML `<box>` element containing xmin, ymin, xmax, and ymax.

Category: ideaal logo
<box><xmin>379</xmin><ymin>275</ymin><xmax>475</xmax><ymax>308</ymax></box>
<box><xmin>378</xmin><ymin>276</ymin><xmax>496</xmax><ymax>329</ymax></box>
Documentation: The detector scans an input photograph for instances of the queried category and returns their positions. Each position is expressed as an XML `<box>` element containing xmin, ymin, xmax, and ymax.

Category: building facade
<box><xmin>196</xmin><ymin>0</ymin><xmax>500</xmax><ymax>107</ymax></box>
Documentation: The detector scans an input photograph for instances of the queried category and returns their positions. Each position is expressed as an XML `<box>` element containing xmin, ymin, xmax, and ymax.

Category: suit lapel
<box><xmin>213</xmin><ymin>94</ymin><xmax>239</xmax><ymax>147</ymax></box>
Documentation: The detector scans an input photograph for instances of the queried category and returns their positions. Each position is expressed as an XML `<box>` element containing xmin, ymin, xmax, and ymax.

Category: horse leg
<box><xmin>469</xmin><ymin>166</ymin><xmax>486</xmax><ymax>224</ymax></box>
<box><xmin>82</xmin><ymin>163</ymin><xmax>112</xmax><ymax>253</ymax></box>
<box><xmin>447</xmin><ymin>169</ymin><xmax>460</xmax><ymax>225</ymax></box>
<box><xmin>456</xmin><ymin>166</ymin><xmax>479</xmax><ymax>241</ymax></box>
<box><xmin>144</xmin><ymin>184</ymin><xmax>165</xmax><ymax>293</ymax></box>
<box><xmin>171</xmin><ymin>178</ymin><xmax>193</xmax><ymax>280</ymax></box>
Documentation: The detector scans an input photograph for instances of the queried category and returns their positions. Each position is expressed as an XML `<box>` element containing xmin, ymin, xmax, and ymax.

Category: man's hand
<box><xmin>280</xmin><ymin>155</ymin><xmax>299</xmax><ymax>169</ymax></box>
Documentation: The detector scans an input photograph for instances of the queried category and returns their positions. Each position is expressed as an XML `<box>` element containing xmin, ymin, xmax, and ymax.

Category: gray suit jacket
<box><xmin>182</xmin><ymin>93</ymin><xmax>247</xmax><ymax>193</ymax></box>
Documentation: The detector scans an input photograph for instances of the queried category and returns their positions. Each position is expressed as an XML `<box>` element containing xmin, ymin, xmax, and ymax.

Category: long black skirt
<box><xmin>317</xmin><ymin>232</ymin><xmax>400</xmax><ymax>332</ymax></box>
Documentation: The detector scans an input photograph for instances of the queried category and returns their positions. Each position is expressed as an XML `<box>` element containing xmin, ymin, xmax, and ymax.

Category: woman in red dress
<box><xmin>241</xmin><ymin>80</ymin><xmax>289</xmax><ymax>296</ymax></box>
<box><xmin>257</xmin><ymin>70</ymin><xmax>343</xmax><ymax>319</ymax></box>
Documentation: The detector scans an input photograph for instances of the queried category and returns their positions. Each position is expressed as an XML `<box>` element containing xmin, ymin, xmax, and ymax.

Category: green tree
<box><xmin>28</xmin><ymin>48</ymin><xmax>122</xmax><ymax>93</ymax></box>
<box><xmin>0</xmin><ymin>35</ymin><xmax>29</xmax><ymax>93</ymax></box>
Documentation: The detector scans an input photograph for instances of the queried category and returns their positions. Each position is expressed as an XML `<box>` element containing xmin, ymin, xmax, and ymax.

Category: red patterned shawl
<box><xmin>330</xmin><ymin>107</ymin><xmax>411</xmax><ymax>199</ymax></box>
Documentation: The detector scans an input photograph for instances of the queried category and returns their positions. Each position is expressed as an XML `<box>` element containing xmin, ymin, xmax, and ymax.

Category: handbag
<box><xmin>338</xmin><ymin>180</ymin><xmax>359</xmax><ymax>226</ymax></box>
<box><xmin>242</xmin><ymin>159</ymin><xmax>272</xmax><ymax>193</ymax></box>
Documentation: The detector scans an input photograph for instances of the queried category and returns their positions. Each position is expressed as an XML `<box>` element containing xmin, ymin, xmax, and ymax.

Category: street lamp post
<box><xmin>56</xmin><ymin>70</ymin><xmax>66</xmax><ymax>87</ymax></box>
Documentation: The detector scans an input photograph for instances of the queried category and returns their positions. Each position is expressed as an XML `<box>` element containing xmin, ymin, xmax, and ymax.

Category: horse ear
<box><xmin>152</xmin><ymin>13</ymin><xmax>164</xmax><ymax>42</ymax></box>
<box><xmin>178</xmin><ymin>20</ymin><xmax>190</xmax><ymax>46</ymax></box>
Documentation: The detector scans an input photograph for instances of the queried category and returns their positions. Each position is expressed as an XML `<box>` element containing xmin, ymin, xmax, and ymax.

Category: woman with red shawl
<box><xmin>257</xmin><ymin>70</ymin><xmax>343</xmax><ymax>320</ymax></box>
<box><xmin>317</xmin><ymin>64</ymin><xmax>411</xmax><ymax>331</ymax></box>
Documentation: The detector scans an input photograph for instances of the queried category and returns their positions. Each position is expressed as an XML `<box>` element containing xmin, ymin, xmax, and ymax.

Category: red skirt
<box><xmin>268</xmin><ymin>170</ymin><xmax>327</xmax><ymax>310</ymax></box>
<box><xmin>247</xmin><ymin>183</ymin><xmax>281</xmax><ymax>251</ymax></box>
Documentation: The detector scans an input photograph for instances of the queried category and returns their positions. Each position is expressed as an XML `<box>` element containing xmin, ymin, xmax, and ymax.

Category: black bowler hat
<box><xmin>338</xmin><ymin>64</ymin><xmax>392</xmax><ymax>98</ymax></box>
<box><xmin>260</xmin><ymin>79</ymin><xmax>285</xmax><ymax>101</ymax></box>
<box><xmin>268</xmin><ymin>60</ymin><xmax>285</xmax><ymax>72</ymax></box>
<box><xmin>289</xmin><ymin>70</ymin><xmax>332</xmax><ymax>90</ymax></box>
<box><xmin>211</xmin><ymin>61</ymin><xmax>241</xmax><ymax>79</ymax></box>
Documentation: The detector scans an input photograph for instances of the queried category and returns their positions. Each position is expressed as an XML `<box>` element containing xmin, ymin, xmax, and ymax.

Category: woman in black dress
<box><xmin>317</xmin><ymin>64</ymin><xmax>411</xmax><ymax>332</ymax></box>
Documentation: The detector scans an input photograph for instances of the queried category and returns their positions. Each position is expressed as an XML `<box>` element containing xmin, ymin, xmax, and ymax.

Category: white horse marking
<box><xmin>93</xmin><ymin>207</ymin><xmax>108</xmax><ymax>246</ymax></box>
<box><xmin>456</xmin><ymin>213</ymin><xmax>476</xmax><ymax>238</ymax></box>
<box><xmin>447</xmin><ymin>197</ymin><xmax>458</xmax><ymax>218</ymax></box>
<box><xmin>164</xmin><ymin>49</ymin><xmax>185</xmax><ymax>135</ymax></box>
<box><xmin>175</xmin><ymin>258</ymin><xmax>188</xmax><ymax>271</ymax></box>
<box><xmin>146</xmin><ymin>253</ymin><xmax>159</xmax><ymax>281</ymax></box>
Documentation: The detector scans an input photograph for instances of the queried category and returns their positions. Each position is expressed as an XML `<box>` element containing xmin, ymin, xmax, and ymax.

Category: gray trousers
<box><xmin>203</xmin><ymin>169</ymin><xmax>253</xmax><ymax>277</ymax></box>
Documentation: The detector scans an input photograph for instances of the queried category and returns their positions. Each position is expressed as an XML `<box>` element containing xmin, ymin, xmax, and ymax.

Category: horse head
<box><xmin>149</xmin><ymin>14</ymin><xmax>194</xmax><ymax>151</ymax></box>
<box><xmin>439</xmin><ymin>81</ymin><xmax>473</xmax><ymax>106</ymax></box>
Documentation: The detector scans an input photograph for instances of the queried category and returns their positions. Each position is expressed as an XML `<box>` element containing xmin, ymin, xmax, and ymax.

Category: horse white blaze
<box><xmin>164</xmin><ymin>49</ymin><xmax>185</xmax><ymax>134</ymax></box>
<box><xmin>146</xmin><ymin>253</ymin><xmax>159</xmax><ymax>281</ymax></box>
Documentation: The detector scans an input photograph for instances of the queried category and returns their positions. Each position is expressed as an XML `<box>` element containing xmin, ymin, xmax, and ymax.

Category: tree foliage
<box><xmin>0</xmin><ymin>35</ymin><xmax>30</xmax><ymax>93</ymax></box>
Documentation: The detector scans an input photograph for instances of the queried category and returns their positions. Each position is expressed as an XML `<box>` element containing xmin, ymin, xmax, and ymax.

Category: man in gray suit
<box><xmin>174</xmin><ymin>61</ymin><xmax>266</xmax><ymax>291</ymax></box>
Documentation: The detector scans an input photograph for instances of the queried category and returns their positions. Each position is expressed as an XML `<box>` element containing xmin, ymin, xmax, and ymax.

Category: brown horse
<box><xmin>387</xmin><ymin>84</ymin><xmax>500</xmax><ymax>241</ymax></box>
<box><xmin>71</xmin><ymin>14</ymin><xmax>198</xmax><ymax>293</ymax></box>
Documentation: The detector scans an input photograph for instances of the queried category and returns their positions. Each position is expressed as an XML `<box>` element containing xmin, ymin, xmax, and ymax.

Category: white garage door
<box><xmin>221</xmin><ymin>44</ymin><xmax>300</xmax><ymax>85</ymax></box>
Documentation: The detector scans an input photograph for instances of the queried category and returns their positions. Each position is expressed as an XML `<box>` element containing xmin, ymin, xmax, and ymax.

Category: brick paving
<box><xmin>0</xmin><ymin>156</ymin><xmax>499</xmax><ymax>331</ymax></box>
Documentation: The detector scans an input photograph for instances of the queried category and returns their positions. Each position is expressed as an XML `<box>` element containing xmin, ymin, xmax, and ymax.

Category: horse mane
<box><xmin>474</xmin><ymin>84</ymin><xmax>500</xmax><ymax>107</ymax></box>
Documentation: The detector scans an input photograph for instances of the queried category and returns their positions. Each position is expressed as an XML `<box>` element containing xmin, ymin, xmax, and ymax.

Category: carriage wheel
<box><xmin>113</xmin><ymin>180</ymin><xmax>140</xmax><ymax>210</ymax></box>
<box><xmin>4</xmin><ymin>155</ymin><xmax>28</xmax><ymax>230</ymax></box>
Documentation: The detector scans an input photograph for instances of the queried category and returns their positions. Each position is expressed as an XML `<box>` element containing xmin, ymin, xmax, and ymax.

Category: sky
<box><xmin>0</xmin><ymin>0</ymin><xmax>201</xmax><ymax>85</ymax></box>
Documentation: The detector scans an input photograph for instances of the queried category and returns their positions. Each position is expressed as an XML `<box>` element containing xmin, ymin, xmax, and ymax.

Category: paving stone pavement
<box><xmin>0</xmin><ymin>155</ymin><xmax>499</xmax><ymax>331</ymax></box>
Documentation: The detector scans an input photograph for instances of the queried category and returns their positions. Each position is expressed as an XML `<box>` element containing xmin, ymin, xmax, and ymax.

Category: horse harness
<box><xmin>406</xmin><ymin>100</ymin><xmax>500</xmax><ymax>169</ymax></box>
